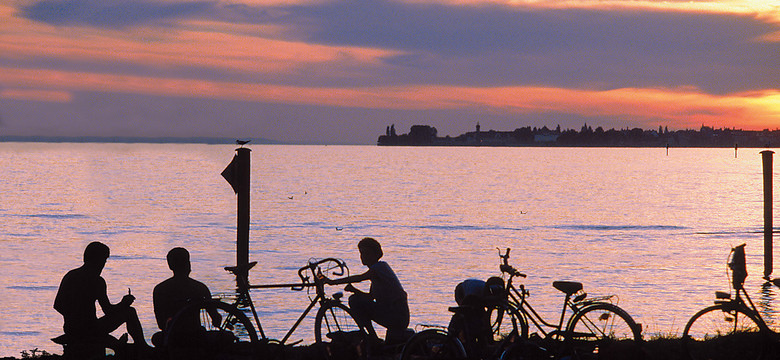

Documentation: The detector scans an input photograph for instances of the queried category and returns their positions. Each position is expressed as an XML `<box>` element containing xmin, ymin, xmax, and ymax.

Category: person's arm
<box><xmin>153</xmin><ymin>285</ymin><xmax>167</xmax><ymax>330</ymax></box>
<box><xmin>53</xmin><ymin>276</ymin><xmax>68</xmax><ymax>315</ymax></box>
<box><xmin>99</xmin><ymin>278</ymin><xmax>134</xmax><ymax>314</ymax></box>
<box><xmin>96</xmin><ymin>277</ymin><xmax>114</xmax><ymax>313</ymax></box>
<box><xmin>325</xmin><ymin>268</ymin><xmax>372</xmax><ymax>285</ymax></box>
<box><xmin>203</xmin><ymin>285</ymin><xmax>222</xmax><ymax>328</ymax></box>
<box><xmin>343</xmin><ymin>283</ymin><xmax>367</xmax><ymax>295</ymax></box>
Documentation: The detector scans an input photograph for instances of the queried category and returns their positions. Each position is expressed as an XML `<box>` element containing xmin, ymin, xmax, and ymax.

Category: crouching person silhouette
<box><xmin>152</xmin><ymin>247</ymin><xmax>220</xmax><ymax>351</ymax></box>
<box><xmin>53</xmin><ymin>241</ymin><xmax>150</xmax><ymax>358</ymax></box>
<box><xmin>323</xmin><ymin>237</ymin><xmax>410</xmax><ymax>344</ymax></box>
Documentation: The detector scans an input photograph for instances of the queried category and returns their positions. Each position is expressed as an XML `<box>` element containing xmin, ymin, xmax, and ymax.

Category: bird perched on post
<box><xmin>236</xmin><ymin>139</ymin><xmax>251</xmax><ymax>147</ymax></box>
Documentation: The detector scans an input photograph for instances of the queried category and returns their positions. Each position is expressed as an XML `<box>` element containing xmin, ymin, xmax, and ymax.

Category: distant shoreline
<box><xmin>378</xmin><ymin>124</ymin><xmax>780</xmax><ymax>148</ymax></box>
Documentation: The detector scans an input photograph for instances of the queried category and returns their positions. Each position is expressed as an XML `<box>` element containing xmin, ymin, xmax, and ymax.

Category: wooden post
<box><xmin>761</xmin><ymin>150</ymin><xmax>774</xmax><ymax>279</ymax></box>
<box><xmin>222</xmin><ymin>146</ymin><xmax>252</xmax><ymax>283</ymax></box>
<box><xmin>236</xmin><ymin>147</ymin><xmax>251</xmax><ymax>280</ymax></box>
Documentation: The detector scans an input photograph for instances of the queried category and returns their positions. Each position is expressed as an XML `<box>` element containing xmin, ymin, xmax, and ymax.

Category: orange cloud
<box><xmin>0</xmin><ymin>88</ymin><xmax>73</xmax><ymax>103</ymax></box>
<box><xmin>1</xmin><ymin>66</ymin><xmax>777</xmax><ymax>129</ymax></box>
<box><xmin>0</xmin><ymin>7</ymin><xmax>397</xmax><ymax>77</ymax></box>
<box><xmin>409</xmin><ymin>86</ymin><xmax>780</xmax><ymax>129</ymax></box>
<box><xmin>401</xmin><ymin>0</ymin><xmax>780</xmax><ymax>22</ymax></box>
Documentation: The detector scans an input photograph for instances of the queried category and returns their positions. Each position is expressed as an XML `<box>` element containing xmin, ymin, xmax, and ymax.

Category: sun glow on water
<box><xmin>2</xmin><ymin>144</ymin><xmax>780</xmax><ymax>356</ymax></box>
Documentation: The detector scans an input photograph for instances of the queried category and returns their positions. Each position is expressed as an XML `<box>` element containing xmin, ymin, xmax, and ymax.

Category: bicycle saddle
<box><xmin>553</xmin><ymin>281</ymin><xmax>583</xmax><ymax>295</ymax></box>
<box><xmin>224</xmin><ymin>261</ymin><xmax>258</xmax><ymax>274</ymax></box>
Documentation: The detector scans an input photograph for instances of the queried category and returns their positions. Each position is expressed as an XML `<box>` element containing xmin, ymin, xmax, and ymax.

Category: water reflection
<box><xmin>1</xmin><ymin>144</ymin><xmax>778</xmax><ymax>357</ymax></box>
<box><xmin>759</xmin><ymin>281</ymin><xmax>777</xmax><ymax>328</ymax></box>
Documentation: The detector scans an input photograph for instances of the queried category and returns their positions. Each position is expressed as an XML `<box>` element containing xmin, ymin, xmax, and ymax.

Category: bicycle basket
<box><xmin>483</xmin><ymin>276</ymin><xmax>506</xmax><ymax>306</ymax></box>
<box><xmin>729</xmin><ymin>244</ymin><xmax>747</xmax><ymax>290</ymax></box>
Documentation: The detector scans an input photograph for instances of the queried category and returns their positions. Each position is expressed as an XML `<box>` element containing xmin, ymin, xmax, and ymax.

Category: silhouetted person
<box><xmin>54</xmin><ymin>242</ymin><xmax>149</xmax><ymax>350</ymax></box>
<box><xmin>323</xmin><ymin>237</ymin><xmax>409</xmax><ymax>340</ymax></box>
<box><xmin>152</xmin><ymin>247</ymin><xmax>219</xmax><ymax>346</ymax></box>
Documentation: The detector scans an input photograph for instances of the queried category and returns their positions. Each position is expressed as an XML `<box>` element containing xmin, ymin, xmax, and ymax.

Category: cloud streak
<box><xmin>22</xmin><ymin>0</ymin><xmax>778</xmax><ymax>93</ymax></box>
<box><xmin>21</xmin><ymin>0</ymin><xmax>215</xmax><ymax>28</ymax></box>
<box><xmin>3</xmin><ymin>0</ymin><xmax>780</xmax><ymax>143</ymax></box>
<box><xmin>2</xmin><ymin>66</ymin><xmax>776</xmax><ymax>128</ymax></box>
<box><xmin>0</xmin><ymin>88</ymin><xmax>73</xmax><ymax>103</ymax></box>
<box><xmin>233</xmin><ymin>0</ymin><xmax>780</xmax><ymax>93</ymax></box>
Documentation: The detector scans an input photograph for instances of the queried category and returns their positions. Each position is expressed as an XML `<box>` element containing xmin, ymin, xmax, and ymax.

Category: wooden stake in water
<box><xmin>222</xmin><ymin>146</ymin><xmax>252</xmax><ymax>282</ymax></box>
<box><xmin>761</xmin><ymin>150</ymin><xmax>774</xmax><ymax>279</ymax></box>
<box><xmin>236</xmin><ymin>147</ymin><xmax>250</xmax><ymax>279</ymax></box>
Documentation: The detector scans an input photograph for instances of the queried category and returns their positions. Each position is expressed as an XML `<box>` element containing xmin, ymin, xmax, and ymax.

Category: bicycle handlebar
<box><xmin>297</xmin><ymin>257</ymin><xmax>349</xmax><ymax>287</ymax></box>
<box><xmin>233</xmin><ymin>258</ymin><xmax>349</xmax><ymax>291</ymax></box>
<box><xmin>302</xmin><ymin>257</ymin><xmax>347</xmax><ymax>274</ymax></box>
<box><xmin>497</xmin><ymin>247</ymin><xmax>527</xmax><ymax>278</ymax></box>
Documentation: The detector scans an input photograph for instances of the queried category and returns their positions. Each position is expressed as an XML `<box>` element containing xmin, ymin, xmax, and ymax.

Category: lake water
<box><xmin>1</xmin><ymin>143</ymin><xmax>779</xmax><ymax>356</ymax></box>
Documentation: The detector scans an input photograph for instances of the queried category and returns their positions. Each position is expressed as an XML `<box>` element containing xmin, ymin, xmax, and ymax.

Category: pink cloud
<box><xmin>0</xmin><ymin>88</ymin><xmax>73</xmax><ymax>103</ymax></box>
<box><xmin>0</xmin><ymin>16</ymin><xmax>395</xmax><ymax>76</ymax></box>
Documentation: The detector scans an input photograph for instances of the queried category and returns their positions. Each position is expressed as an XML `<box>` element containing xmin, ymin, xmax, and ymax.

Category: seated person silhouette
<box><xmin>152</xmin><ymin>247</ymin><xmax>220</xmax><ymax>347</ymax></box>
<box><xmin>53</xmin><ymin>241</ymin><xmax>149</xmax><ymax>355</ymax></box>
<box><xmin>323</xmin><ymin>237</ymin><xmax>410</xmax><ymax>343</ymax></box>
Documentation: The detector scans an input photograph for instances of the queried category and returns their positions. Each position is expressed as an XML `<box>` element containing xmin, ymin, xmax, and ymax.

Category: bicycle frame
<box><xmin>505</xmin><ymin>272</ymin><xmax>572</xmax><ymax>338</ymax></box>
<box><xmin>681</xmin><ymin>244</ymin><xmax>780</xmax><ymax>360</ymax></box>
<box><xmin>227</xmin><ymin>257</ymin><xmax>349</xmax><ymax>344</ymax></box>
<box><xmin>717</xmin><ymin>287</ymin><xmax>769</xmax><ymax>327</ymax></box>
<box><xmin>498</xmin><ymin>248</ymin><xmax>617</xmax><ymax>339</ymax></box>
<box><xmin>716</xmin><ymin>244</ymin><xmax>775</xmax><ymax>331</ymax></box>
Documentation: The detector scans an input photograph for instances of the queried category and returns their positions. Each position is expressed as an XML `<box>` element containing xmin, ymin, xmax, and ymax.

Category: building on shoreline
<box><xmin>378</xmin><ymin>124</ymin><xmax>780</xmax><ymax>148</ymax></box>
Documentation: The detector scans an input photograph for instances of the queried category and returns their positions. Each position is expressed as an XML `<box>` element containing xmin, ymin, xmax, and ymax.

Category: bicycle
<box><xmin>162</xmin><ymin>257</ymin><xmax>369</xmax><ymax>359</ymax></box>
<box><xmin>489</xmin><ymin>248</ymin><xmax>642</xmax><ymax>359</ymax></box>
<box><xmin>401</xmin><ymin>248</ymin><xmax>642</xmax><ymax>360</ymax></box>
<box><xmin>682</xmin><ymin>244</ymin><xmax>779</xmax><ymax>360</ymax></box>
<box><xmin>399</xmin><ymin>307</ymin><xmax>514</xmax><ymax>360</ymax></box>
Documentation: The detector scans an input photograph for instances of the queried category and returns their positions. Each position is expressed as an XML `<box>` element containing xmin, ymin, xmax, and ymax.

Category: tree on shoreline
<box><xmin>378</xmin><ymin>124</ymin><xmax>775</xmax><ymax>148</ymax></box>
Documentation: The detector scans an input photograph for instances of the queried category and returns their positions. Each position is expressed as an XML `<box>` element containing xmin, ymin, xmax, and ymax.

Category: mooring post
<box><xmin>236</xmin><ymin>147</ymin><xmax>251</xmax><ymax>280</ymax></box>
<box><xmin>761</xmin><ymin>150</ymin><xmax>774</xmax><ymax>279</ymax></box>
<box><xmin>222</xmin><ymin>146</ymin><xmax>252</xmax><ymax>283</ymax></box>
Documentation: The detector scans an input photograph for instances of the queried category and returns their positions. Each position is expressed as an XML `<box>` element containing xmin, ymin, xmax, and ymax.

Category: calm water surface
<box><xmin>1</xmin><ymin>143</ymin><xmax>778</xmax><ymax>356</ymax></box>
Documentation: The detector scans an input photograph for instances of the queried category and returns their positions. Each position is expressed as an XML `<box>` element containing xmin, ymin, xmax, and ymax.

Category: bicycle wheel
<box><xmin>400</xmin><ymin>329</ymin><xmax>467</xmax><ymax>360</ymax></box>
<box><xmin>487</xmin><ymin>305</ymin><xmax>527</xmax><ymax>344</ymax></box>
<box><xmin>565</xmin><ymin>302</ymin><xmax>641</xmax><ymax>358</ymax></box>
<box><xmin>315</xmin><ymin>302</ymin><xmax>367</xmax><ymax>359</ymax></box>
<box><xmin>164</xmin><ymin>299</ymin><xmax>259</xmax><ymax>360</ymax></box>
<box><xmin>682</xmin><ymin>304</ymin><xmax>767</xmax><ymax>360</ymax></box>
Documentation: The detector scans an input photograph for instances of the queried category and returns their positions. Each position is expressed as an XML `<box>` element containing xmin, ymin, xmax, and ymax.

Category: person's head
<box><xmin>358</xmin><ymin>237</ymin><xmax>383</xmax><ymax>266</ymax></box>
<box><xmin>167</xmin><ymin>247</ymin><xmax>191</xmax><ymax>277</ymax></box>
<box><xmin>83</xmin><ymin>241</ymin><xmax>110</xmax><ymax>273</ymax></box>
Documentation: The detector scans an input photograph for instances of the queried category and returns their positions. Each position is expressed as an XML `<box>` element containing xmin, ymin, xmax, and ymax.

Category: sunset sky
<box><xmin>1</xmin><ymin>0</ymin><xmax>778</xmax><ymax>144</ymax></box>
